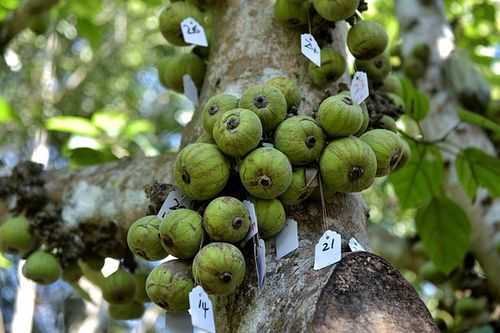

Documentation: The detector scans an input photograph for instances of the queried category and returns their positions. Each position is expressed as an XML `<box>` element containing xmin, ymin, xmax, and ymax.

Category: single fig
<box><xmin>239</xmin><ymin>84</ymin><xmax>287</xmax><ymax>131</ymax></box>
<box><xmin>354</xmin><ymin>104</ymin><xmax>370</xmax><ymax>136</ymax></box>
<box><xmin>22</xmin><ymin>250</ymin><xmax>61</xmax><ymax>284</ymax></box>
<box><xmin>361</xmin><ymin>129</ymin><xmax>409</xmax><ymax>176</ymax></box>
<box><xmin>203</xmin><ymin>197</ymin><xmax>250</xmax><ymax>243</ymax></box>
<box><xmin>250</xmin><ymin>197</ymin><xmax>286</xmax><ymax>239</ymax></box>
<box><xmin>382</xmin><ymin>74</ymin><xmax>403</xmax><ymax>97</ymax></box>
<box><xmin>411</xmin><ymin>43</ymin><xmax>431</xmax><ymax>65</ymax></box>
<box><xmin>240</xmin><ymin>147</ymin><xmax>293</xmax><ymax>199</ymax></box>
<box><xmin>317</xmin><ymin>92</ymin><xmax>365</xmax><ymax>137</ymax></box>
<box><xmin>202</xmin><ymin>94</ymin><xmax>239</xmax><ymax>135</ymax></box>
<box><xmin>0</xmin><ymin>215</ymin><xmax>36</xmax><ymax>255</ymax></box>
<box><xmin>192</xmin><ymin>242</ymin><xmax>245</xmax><ymax>295</ymax></box>
<box><xmin>102</xmin><ymin>268</ymin><xmax>137</xmax><ymax>304</ymax></box>
<box><xmin>127</xmin><ymin>215</ymin><xmax>166</xmax><ymax>261</ymax></box>
<box><xmin>109</xmin><ymin>301</ymin><xmax>145</xmax><ymax>320</ymax></box>
<box><xmin>347</xmin><ymin>21</ymin><xmax>388</xmax><ymax>60</ymax></box>
<box><xmin>393</xmin><ymin>136</ymin><xmax>411</xmax><ymax>172</ymax></box>
<box><xmin>308</xmin><ymin>48</ymin><xmax>346</xmax><ymax>87</ymax></box>
<box><xmin>158</xmin><ymin>53</ymin><xmax>206</xmax><ymax>93</ymax></box>
<box><xmin>196</xmin><ymin>130</ymin><xmax>216</xmax><ymax>144</ymax></box>
<box><xmin>387</xmin><ymin>92</ymin><xmax>405</xmax><ymax>112</ymax></box>
<box><xmin>312</xmin><ymin>0</ymin><xmax>360</xmax><ymax>22</ymax></box>
<box><xmin>354</xmin><ymin>53</ymin><xmax>391</xmax><ymax>83</ymax></box>
<box><xmin>159</xmin><ymin>2</ymin><xmax>204</xmax><ymax>46</ymax></box>
<box><xmin>403</xmin><ymin>56</ymin><xmax>425</xmax><ymax>81</ymax></box>
<box><xmin>378</xmin><ymin>115</ymin><xmax>397</xmax><ymax>132</ymax></box>
<box><xmin>267</xmin><ymin>76</ymin><xmax>301</xmax><ymax>110</ymax></box>
<box><xmin>213</xmin><ymin>108</ymin><xmax>263</xmax><ymax>157</ymax></box>
<box><xmin>274</xmin><ymin>0</ymin><xmax>309</xmax><ymax>28</ymax></box>
<box><xmin>174</xmin><ymin>143</ymin><xmax>231</xmax><ymax>200</ymax></box>
<box><xmin>133</xmin><ymin>270</ymin><xmax>150</xmax><ymax>303</ymax></box>
<box><xmin>146</xmin><ymin>260</ymin><xmax>194</xmax><ymax>312</ymax></box>
<box><xmin>62</xmin><ymin>261</ymin><xmax>82</xmax><ymax>282</ymax></box>
<box><xmin>319</xmin><ymin>137</ymin><xmax>377</xmax><ymax>192</ymax></box>
<box><xmin>159</xmin><ymin>209</ymin><xmax>204</xmax><ymax>259</ymax></box>
<box><xmin>279</xmin><ymin>168</ymin><xmax>316</xmax><ymax>206</ymax></box>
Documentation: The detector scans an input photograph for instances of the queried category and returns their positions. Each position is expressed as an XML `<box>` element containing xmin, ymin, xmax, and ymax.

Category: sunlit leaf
<box><xmin>91</xmin><ymin>110</ymin><xmax>128</xmax><ymax>138</ymax></box>
<box><xmin>46</xmin><ymin>116</ymin><xmax>101</xmax><ymax>137</ymax></box>
<box><xmin>457</xmin><ymin>109</ymin><xmax>500</xmax><ymax>136</ymax></box>
<box><xmin>416</xmin><ymin>196</ymin><xmax>471</xmax><ymax>274</ymax></box>
<box><xmin>456</xmin><ymin>148</ymin><xmax>500</xmax><ymax>199</ymax></box>
<box><xmin>0</xmin><ymin>252</ymin><xmax>12</xmax><ymax>268</ymax></box>
<box><xmin>124</xmin><ymin>119</ymin><xmax>155</xmax><ymax>138</ymax></box>
<box><xmin>69</xmin><ymin>147</ymin><xmax>117</xmax><ymax>167</ymax></box>
<box><xmin>0</xmin><ymin>96</ymin><xmax>13</xmax><ymax>123</ymax></box>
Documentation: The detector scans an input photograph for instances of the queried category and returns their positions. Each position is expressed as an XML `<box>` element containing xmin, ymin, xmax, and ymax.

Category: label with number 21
<box><xmin>314</xmin><ymin>230</ymin><xmax>342</xmax><ymax>270</ymax></box>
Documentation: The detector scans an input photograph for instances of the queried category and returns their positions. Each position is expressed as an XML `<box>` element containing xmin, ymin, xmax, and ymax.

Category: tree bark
<box><xmin>395</xmin><ymin>0</ymin><xmax>500</xmax><ymax>300</ymax></box>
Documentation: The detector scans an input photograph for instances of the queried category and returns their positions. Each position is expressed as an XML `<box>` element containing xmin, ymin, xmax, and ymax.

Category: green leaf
<box><xmin>0</xmin><ymin>252</ymin><xmax>12</xmax><ymax>268</ymax></box>
<box><xmin>69</xmin><ymin>147</ymin><xmax>117</xmax><ymax>167</ymax></box>
<box><xmin>389</xmin><ymin>141</ymin><xmax>444</xmax><ymax>209</ymax></box>
<box><xmin>68</xmin><ymin>281</ymin><xmax>95</xmax><ymax>304</ymax></box>
<box><xmin>456</xmin><ymin>148</ymin><xmax>500</xmax><ymax>199</ymax></box>
<box><xmin>458</xmin><ymin>109</ymin><xmax>500</xmax><ymax>136</ymax></box>
<box><xmin>46</xmin><ymin>116</ymin><xmax>101</xmax><ymax>137</ymax></box>
<box><xmin>416</xmin><ymin>196</ymin><xmax>471</xmax><ymax>274</ymax></box>
<box><xmin>91</xmin><ymin>110</ymin><xmax>128</xmax><ymax>138</ymax></box>
<box><xmin>0</xmin><ymin>96</ymin><xmax>13</xmax><ymax>123</ymax></box>
<box><xmin>408</xmin><ymin>90</ymin><xmax>430</xmax><ymax>121</ymax></box>
<box><xmin>123</xmin><ymin>119</ymin><xmax>155</xmax><ymax>138</ymax></box>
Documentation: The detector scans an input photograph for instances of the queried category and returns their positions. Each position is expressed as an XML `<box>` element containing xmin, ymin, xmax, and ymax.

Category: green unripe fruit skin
<box><xmin>355</xmin><ymin>105</ymin><xmax>370</xmax><ymax>136</ymax></box>
<box><xmin>62</xmin><ymin>262</ymin><xmax>83</xmax><ymax>282</ymax></box>
<box><xmin>320</xmin><ymin>137</ymin><xmax>377</xmax><ymax>192</ymax></box>
<box><xmin>454</xmin><ymin>297</ymin><xmax>487</xmax><ymax>317</ymax></box>
<box><xmin>192</xmin><ymin>242</ymin><xmax>246</xmax><ymax>296</ymax></box>
<box><xmin>361</xmin><ymin>129</ymin><xmax>408</xmax><ymax>176</ymax></box>
<box><xmin>387</xmin><ymin>93</ymin><xmax>405</xmax><ymax>112</ymax></box>
<box><xmin>22</xmin><ymin>251</ymin><xmax>61</xmax><ymax>285</ymax></box>
<box><xmin>159</xmin><ymin>209</ymin><xmax>203</xmax><ymax>259</ymax></box>
<box><xmin>79</xmin><ymin>255</ymin><xmax>105</xmax><ymax>271</ymax></box>
<box><xmin>159</xmin><ymin>2</ymin><xmax>204</xmax><ymax>46</ymax></box>
<box><xmin>146</xmin><ymin>260</ymin><xmax>194</xmax><ymax>312</ymax></box>
<box><xmin>318</xmin><ymin>92</ymin><xmax>365</xmax><ymax>137</ymax></box>
<box><xmin>240</xmin><ymin>147</ymin><xmax>293</xmax><ymax>199</ymax></box>
<box><xmin>127</xmin><ymin>215</ymin><xmax>166</xmax><ymax>261</ymax></box>
<box><xmin>267</xmin><ymin>76</ymin><xmax>301</xmax><ymax>110</ymax></box>
<box><xmin>382</xmin><ymin>75</ymin><xmax>403</xmax><ymax>97</ymax></box>
<box><xmin>403</xmin><ymin>57</ymin><xmax>425</xmax><ymax>81</ymax></box>
<box><xmin>202</xmin><ymin>94</ymin><xmax>239</xmax><ymax>135</ymax></box>
<box><xmin>274</xmin><ymin>116</ymin><xmax>325</xmax><ymax>165</ymax></box>
<box><xmin>102</xmin><ymin>269</ymin><xmax>137</xmax><ymax>304</ymax></box>
<box><xmin>158</xmin><ymin>53</ymin><xmax>206</xmax><ymax>93</ymax></box>
<box><xmin>109</xmin><ymin>301</ymin><xmax>145</xmax><ymax>320</ymax></box>
<box><xmin>213</xmin><ymin>108</ymin><xmax>263</xmax><ymax>157</ymax></box>
<box><xmin>378</xmin><ymin>115</ymin><xmax>397</xmax><ymax>132</ymax></box>
<box><xmin>203</xmin><ymin>197</ymin><xmax>250</xmax><ymax>243</ymax></box>
<box><xmin>0</xmin><ymin>215</ymin><xmax>36</xmax><ymax>255</ymax></box>
<box><xmin>308</xmin><ymin>48</ymin><xmax>346</xmax><ymax>87</ymax></box>
<box><xmin>313</xmin><ymin>0</ymin><xmax>360</xmax><ymax>22</ymax></box>
<box><xmin>133</xmin><ymin>271</ymin><xmax>150</xmax><ymax>303</ymax></box>
<box><xmin>348</xmin><ymin>21</ymin><xmax>388</xmax><ymax>60</ymax></box>
<box><xmin>411</xmin><ymin>43</ymin><xmax>431</xmax><ymax>64</ymax></box>
<box><xmin>196</xmin><ymin>131</ymin><xmax>216</xmax><ymax>144</ymax></box>
<box><xmin>175</xmin><ymin>143</ymin><xmax>231</xmax><ymax>200</ymax></box>
<box><xmin>274</xmin><ymin>0</ymin><xmax>309</xmax><ymax>28</ymax></box>
<box><xmin>355</xmin><ymin>53</ymin><xmax>391</xmax><ymax>83</ymax></box>
<box><xmin>393</xmin><ymin>136</ymin><xmax>411</xmax><ymax>172</ymax></box>
<box><xmin>279</xmin><ymin>168</ymin><xmax>315</xmax><ymax>206</ymax></box>
<box><xmin>251</xmin><ymin>198</ymin><xmax>286</xmax><ymax>239</ymax></box>
<box><xmin>239</xmin><ymin>84</ymin><xmax>287</xmax><ymax>131</ymax></box>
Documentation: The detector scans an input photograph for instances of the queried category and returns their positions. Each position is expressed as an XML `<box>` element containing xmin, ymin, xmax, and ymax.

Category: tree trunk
<box><xmin>395</xmin><ymin>0</ymin><xmax>500</xmax><ymax>300</ymax></box>
<box><xmin>19</xmin><ymin>0</ymin><xmax>438</xmax><ymax>332</ymax></box>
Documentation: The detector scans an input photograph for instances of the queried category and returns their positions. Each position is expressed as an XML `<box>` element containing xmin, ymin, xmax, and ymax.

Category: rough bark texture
<box><xmin>396</xmin><ymin>0</ymin><xmax>500</xmax><ymax>300</ymax></box>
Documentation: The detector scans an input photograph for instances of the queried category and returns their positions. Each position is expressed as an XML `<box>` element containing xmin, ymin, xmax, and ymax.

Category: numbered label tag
<box><xmin>183</xmin><ymin>74</ymin><xmax>199</xmax><ymax>106</ymax></box>
<box><xmin>157</xmin><ymin>190</ymin><xmax>191</xmax><ymax>219</ymax></box>
<box><xmin>351</xmin><ymin>71</ymin><xmax>369</xmax><ymax>105</ymax></box>
<box><xmin>189</xmin><ymin>286</ymin><xmax>215</xmax><ymax>333</ymax></box>
<box><xmin>255</xmin><ymin>238</ymin><xmax>266</xmax><ymax>289</ymax></box>
<box><xmin>348</xmin><ymin>237</ymin><xmax>365</xmax><ymax>252</ymax></box>
<box><xmin>101</xmin><ymin>258</ymin><xmax>120</xmax><ymax>278</ymax></box>
<box><xmin>181</xmin><ymin>17</ymin><xmax>208</xmax><ymax>47</ymax></box>
<box><xmin>314</xmin><ymin>230</ymin><xmax>342</xmax><ymax>270</ymax></box>
<box><xmin>301</xmin><ymin>34</ymin><xmax>321</xmax><ymax>67</ymax></box>
<box><xmin>276</xmin><ymin>219</ymin><xmax>299</xmax><ymax>259</ymax></box>
<box><xmin>242</xmin><ymin>200</ymin><xmax>259</xmax><ymax>242</ymax></box>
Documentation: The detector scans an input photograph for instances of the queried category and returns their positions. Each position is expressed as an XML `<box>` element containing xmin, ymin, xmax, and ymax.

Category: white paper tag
<box><xmin>301</xmin><ymin>34</ymin><xmax>321</xmax><ymax>67</ymax></box>
<box><xmin>165</xmin><ymin>312</ymin><xmax>193</xmax><ymax>333</ymax></box>
<box><xmin>189</xmin><ymin>286</ymin><xmax>216</xmax><ymax>333</ymax></box>
<box><xmin>348</xmin><ymin>237</ymin><xmax>365</xmax><ymax>252</ymax></box>
<box><xmin>181</xmin><ymin>17</ymin><xmax>208</xmax><ymax>47</ymax></box>
<box><xmin>314</xmin><ymin>230</ymin><xmax>342</xmax><ymax>270</ymax></box>
<box><xmin>242</xmin><ymin>200</ymin><xmax>259</xmax><ymax>242</ymax></box>
<box><xmin>157</xmin><ymin>190</ymin><xmax>191</xmax><ymax>219</ymax></box>
<box><xmin>351</xmin><ymin>71</ymin><xmax>369</xmax><ymax>104</ymax></box>
<box><xmin>255</xmin><ymin>238</ymin><xmax>266</xmax><ymax>289</ymax></box>
<box><xmin>276</xmin><ymin>219</ymin><xmax>299</xmax><ymax>259</ymax></box>
<box><xmin>101</xmin><ymin>258</ymin><xmax>120</xmax><ymax>278</ymax></box>
<box><xmin>183</xmin><ymin>74</ymin><xmax>199</xmax><ymax>106</ymax></box>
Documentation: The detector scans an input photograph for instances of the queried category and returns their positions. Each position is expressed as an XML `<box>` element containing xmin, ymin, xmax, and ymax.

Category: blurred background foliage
<box><xmin>0</xmin><ymin>0</ymin><xmax>499</xmax><ymax>332</ymax></box>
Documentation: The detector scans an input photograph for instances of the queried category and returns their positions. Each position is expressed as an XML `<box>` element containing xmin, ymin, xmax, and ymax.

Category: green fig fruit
<box><xmin>192</xmin><ymin>242</ymin><xmax>245</xmax><ymax>295</ymax></box>
<box><xmin>213</xmin><ymin>108</ymin><xmax>263</xmax><ymax>157</ymax></box>
<box><xmin>382</xmin><ymin>74</ymin><xmax>403</xmax><ymax>97</ymax></box>
<box><xmin>133</xmin><ymin>270</ymin><xmax>150</xmax><ymax>303</ymax></box>
<box><xmin>403</xmin><ymin>56</ymin><xmax>425</xmax><ymax>81</ymax></box>
<box><xmin>267</xmin><ymin>76</ymin><xmax>302</xmax><ymax>110</ymax></box>
<box><xmin>393</xmin><ymin>136</ymin><xmax>411</xmax><ymax>172</ymax></box>
<box><xmin>319</xmin><ymin>137</ymin><xmax>377</xmax><ymax>192</ymax></box>
<box><xmin>158</xmin><ymin>53</ymin><xmax>206</xmax><ymax>93</ymax></box>
<box><xmin>62</xmin><ymin>261</ymin><xmax>83</xmax><ymax>282</ymax></box>
<box><xmin>240</xmin><ymin>147</ymin><xmax>293</xmax><ymax>199</ymax></box>
<box><xmin>454</xmin><ymin>297</ymin><xmax>487</xmax><ymax>317</ymax></box>
<box><xmin>308</xmin><ymin>48</ymin><xmax>346</xmax><ymax>87</ymax></box>
<box><xmin>354</xmin><ymin>53</ymin><xmax>391</xmax><ymax>83</ymax></box>
<box><xmin>109</xmin><ymin>301</ymin><xmax>145</xmax><ymax>320</ymax></box>
<box><xmin>239</xmin><ymin>84</ymin><xmax>287</xmax><ymax>131</ymax></box>
<box><xmin>202</xmin><ymin>94</ymin><xmax>239</xmax><ymax>135</ymax></box>
<box><xmin>196</xmin><ymin>130</ymin><xmax>216</xmax><ymax>144</ymax></box>
<box><xmin>361</xmin><ymin>129</ymin><xmax>409</xmax><ymax>176</ymax></box>
<box><xmin>354</xmin><ymin>104</ymin><xmax>370</xmax><ymax>136</ymax></box>
<box><xmin>279</xmin><ymin>167</ymin><xmax>316</xmax><ymax>206</ymax></box>
<box><xmin>127</xmin><ymin>215</ymin><xmax>166</xmax><ymax>261</ymax></box>
<box><xmin>159</xmin><ymin>209</ymin><xmax>203</xmax><ymax>259</ymax></box>
<box><xmin>250</xmin><ymin>197</ymin><xmax>286</xmax><ymax>239</ymax></box>
<box><xmin>146</xmin><ymin>260</ymin><xmax>194</xmax><ymax>311</ymax></box>
<box><xmin>159</xmin><ymin>2</ymin><xmax>204</xmax><ymax>46</ymax></box>
<box><xmin>378</xmin><ymin>115</ymin><xmax>397</xmax><ymax>132</ymax></box>
<box><xmin>274</xmin><ymin>0</ymin><xmax>309</xmax><ymax>28</ymax></box>
<box><xmin>348</xmin><ymin>21</ymin><xmax>388</xmax><ymax>60</ymax></box>
<box><xmin>0</xmin><ymin>215</ymin><xmax>36</xmax><ymax>255</ymax></box>
<box><xmin>22</xmin><ymin>250</ymin><xmax>61</xmax><ymax>284</ymax></box>
<box><xmin>274</xmin><ymin>116</ymin><xmax>325</xmax><ymax>165</ymax></box>
<box><xmin>79</xmin><ymin>255</ymin><xmax>105</xmax><ymax>271</ymax></box>
<box><xmin>411</xmin><ymin>43</ymin><xmax>431</xmax><ymax>65</ymax></box>
<box><xmin>102</xmin><ymin>268</ymin><xmax>137</xmax><ymax>304</ymax></box>
<box><xmin>203</xmin><ymin>197</ymin><xmax>250</xmax><ymax>243</ymax></box>
<box><xmin>387</xmin><ymin>92</ymin><xmax>405</xmax><ymax>112</ymax></box>
<box><xmin>312</xmin><ymin>0</ymin><xmax>360</xmax><ymax>22</ymax></box>
<box><xmin>317</xmin><ymin>92</ymin><xmax>365</xmax><ymax>137</ymax></box>
<box><xmin>175</xmin><ymin>143</ymin><xmax>231</xmax><ymax>200</ymax></box>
